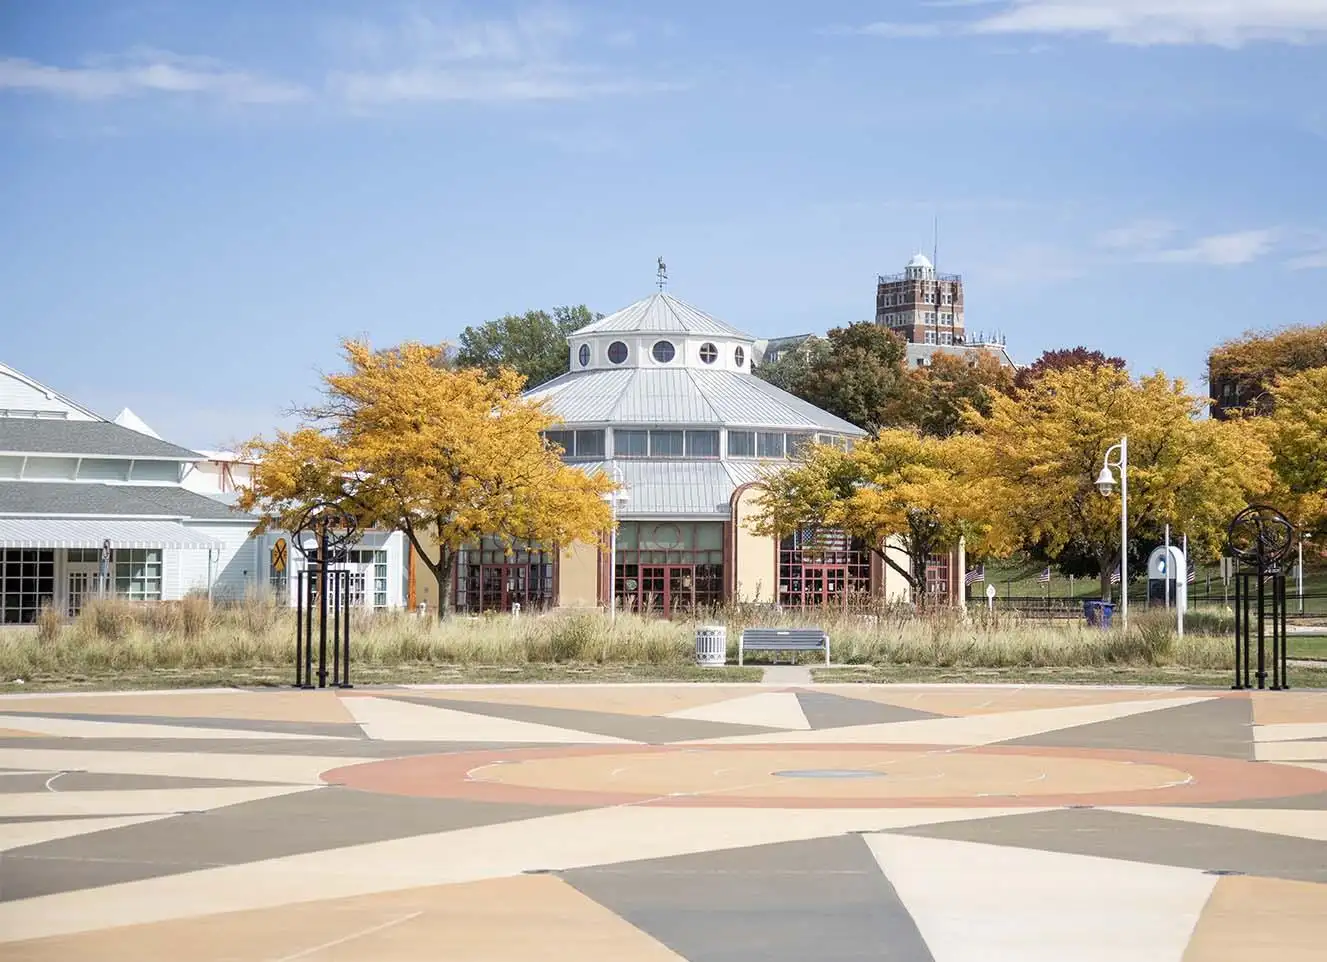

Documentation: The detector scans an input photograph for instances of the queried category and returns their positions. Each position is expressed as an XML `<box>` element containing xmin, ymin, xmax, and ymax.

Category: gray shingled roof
<box><xmin>526</xmin><ymin>367</ymin><xmax>865</xmax><ymax>435</ymax></box>
<box><xmin>0</xmin><ymin>481</ymin><xmax>252</xmax><ymax>522</ymax></box>
<box><xmin>573</xmin><ymin>293</ymin><xmax>752</xmax><ymax>339</ymax></box>
<box><xmin>0</xmin><ymin>419</ymin><xmax>203</xmax><ymax>460</ymax></box>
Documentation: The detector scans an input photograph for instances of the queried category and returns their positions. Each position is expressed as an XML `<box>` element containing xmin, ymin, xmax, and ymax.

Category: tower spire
<box><xmin>656</xmin><ymin>256</ymin><xmax>668</xmax><ymax>291</ymax></box>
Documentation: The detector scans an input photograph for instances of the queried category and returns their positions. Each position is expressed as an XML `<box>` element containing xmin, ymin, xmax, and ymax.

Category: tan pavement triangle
<box><xmin>0</xmin><ymin>691</ymin><xmax>356</xmax><ymax>725</ymax></box>
<box><xmin>1183</xmin><ymin>874</ymin><xmax>1327</xmax><ymax>961</ymax></box>
<box><xmin>394</xmin><ymin>684</ymin><xmax>749</xmax><ymax>717</ymax></box>
<box><xmin>0</xmin><ymin>875</ymin><xmax>687</xmax><ymax>962</ymax></box>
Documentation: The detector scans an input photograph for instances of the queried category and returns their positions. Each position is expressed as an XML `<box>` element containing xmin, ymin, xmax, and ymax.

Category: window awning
<box><xmin>0</xmin><ymin>519</ymin><xmax>222</xmax><ymax>550</ymax></box>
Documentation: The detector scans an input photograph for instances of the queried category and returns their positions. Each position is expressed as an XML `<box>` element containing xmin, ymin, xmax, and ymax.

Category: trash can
<box><xmin>1083</xmin><ymin>600</ymin><xmax>1116</xmax><ymax>629</ymax></box>
<box><xmin>694</xmin><ymin>626</ymin><xmax>727</xmax><ymax>667</ymax></box>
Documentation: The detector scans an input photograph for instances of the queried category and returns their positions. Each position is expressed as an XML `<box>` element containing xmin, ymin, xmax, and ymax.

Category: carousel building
<box><xmin>413</xmin><ymin>289</ymin><xmax>933</xmax><ymax>616</ymax></box>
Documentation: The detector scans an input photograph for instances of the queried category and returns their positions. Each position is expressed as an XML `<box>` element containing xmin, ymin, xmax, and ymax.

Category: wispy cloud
<box><xmin>1096</xmin><ymin>219</ymin><xmax>1178</xmax><ymax>251</ymax></box>
<box><xmin>1149</xmin><ymin>228</ymin><xmax>1281</xmax><ymax>265</ymax></box>
<box><xmin>323</xmin><ymin>7</ymin><xmax>677</xmax><ymax>106</ymax></box>
<box><xmin>1100</xmin><ymin>221</ymin><xmax>1281</xmax><ymax>266</ymax></box>
<box><xmin>838</xmin><ymin>1</ymin><xmax>1327</xmax><ymax>48</ymax></box>
<box><xmin>1</xmin><ymin>9</ymin><xmax>677</xmax><ymax>116</ymax></box>
<box><xmin>0</xmin><ymin>49</ymin><xmax>307</xmax><ymax>104</ymax></box>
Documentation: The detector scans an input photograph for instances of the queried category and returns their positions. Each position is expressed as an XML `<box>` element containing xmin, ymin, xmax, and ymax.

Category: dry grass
<box><xmin>0</xmin><ymin>596</ymin><xmax>1241</xmax><ymax>685</ymax></box>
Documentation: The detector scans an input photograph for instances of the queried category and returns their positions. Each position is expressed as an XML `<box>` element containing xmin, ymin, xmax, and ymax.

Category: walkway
<box><xmin>0</xmin><ymin>683</ymin><xmax>1325</xmax><ymax>960</ymax></box>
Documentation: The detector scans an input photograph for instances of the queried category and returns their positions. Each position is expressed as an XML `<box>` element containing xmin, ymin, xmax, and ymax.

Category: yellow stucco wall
<box><xmin>557</xmin><ymin>541</ymin><xmax>600</xmax><ymax>608</ymax></box>
<box><xmin>410</xmin><ymin>536</ymin><xmax>442</xmax><ymax>612</ymax></box>
<box><xmin>733</xmin><ymin>487</ymin><xmax>777</xmax><ymax>604</ymax></box>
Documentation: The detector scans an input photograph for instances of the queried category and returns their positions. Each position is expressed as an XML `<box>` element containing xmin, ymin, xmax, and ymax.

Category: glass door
<box><xmin>667</xmin><ymin>566</ymin><xmax>696</xmax><ymax>617</ymax></box>
<box><xmin>798</xmin><ymin>565</ymin><xmax>848</xmax><ymax>608</ymax></box>
<box><xmin>66</xmin><ymin>565</ymin><xmax>100</xmax><ymax>617</ymax></box>
<box><xmin>639</xmin><ymin>566</ymin><xmax>666</xmax><ymax>615</ymax></box>
<box><xmin>480</xmin><ymin>565</ymin><xmax>505</xmax><ymax>611</ymax></box>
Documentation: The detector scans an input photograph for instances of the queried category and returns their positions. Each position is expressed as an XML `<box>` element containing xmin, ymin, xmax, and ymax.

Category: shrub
<box><xmin>181</xmin><ymin>595</ymin><xmax>211</xmax><ymax>639</ymax></box>
<box><xmin>35</xmin><ymin>603</ymin><xmax>61</xmax><ymax>644</ymax></box>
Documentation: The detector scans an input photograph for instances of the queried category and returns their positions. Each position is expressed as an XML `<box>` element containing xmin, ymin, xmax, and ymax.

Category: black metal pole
<box><xmin>302</xmin><ymin>570</ymin><xmax>315</xmax><ymax>689</ymax></box>
<box><xmin>317</xmin><ymin>521</ymin><xmax>329</xmax><ymax>689</ymax></box>
<box><xmin>1271</xmin><ymin>573</ymin><xmax>1281</xmax><ymax>690</ymax></box>
<box><xmin>1233</xmin><ymin>574</ymin><xmax>1244</xmax><ymax>689</ymax></box>
<box><xmin>337</xmin><ymin>567</ymin><xmax>347</xmax><ymax>684</ymax></box>
<box><xmin>1280</xmin><ymin>573</ymin><xmax>1288</xmax><ymax>689</ymax></box>
<box><xmin>1256</xmin><ymin>569</ymin><xmax>1267</xmax><ymax>690</ymax></box>
<box><xmin>294</xmin><ymin>570</ymin><xmax>304</xmax><ymax>688</ymax></box>
<box><xmin>331</xmin><ymin>568</ymin><xmax>340</xmax><ymax>687</ymax></box>
<box><xmin>1279</xmin><ymin>574</ymin><xmax>1290</xmax><ymax>691</ymax></box>
<box><xmin>1236</xmin><ymin>573</ymin><xmax>1247</xmax><ymax>684</ymax></box>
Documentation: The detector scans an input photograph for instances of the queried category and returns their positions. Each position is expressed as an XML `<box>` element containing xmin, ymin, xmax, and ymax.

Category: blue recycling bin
<box><xmin>1083</xmin><ymin>600</ymin><xmax>1116</xmax><ymax>629</ymax></box>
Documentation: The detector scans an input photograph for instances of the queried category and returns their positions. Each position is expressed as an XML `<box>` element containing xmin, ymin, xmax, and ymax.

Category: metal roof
<box><xmin>582</xmin><ymin>459</ymin><xmax>778</xmax><ymax>517</ymax></box>
<box><xmin>574</xmin><ymin>293</ymin><xmax>752</xmax><ymax>339</ymax></box>
<box><xmin>0</xmin><ymin>518</ymin><xmax>221</xmax><ymax>549</ymax></box>
<box><xmin>0</xmin><ymin>481</ymin><xmax>252</xmax><ymax>522</ymax></box>
<box><xmin>0</xmin><ymin>419</ymin><xmax>203</xmax><ymax>460</ymax></box>
<box><xmin>527</xmin><ymin>367</ymin><xmax>864</xmax><ymax>434</ymax></box>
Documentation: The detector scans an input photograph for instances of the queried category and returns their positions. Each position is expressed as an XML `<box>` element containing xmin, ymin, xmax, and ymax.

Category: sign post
<box><xmin>99</xmin><ymin>538</ymin><xmax>112</xmax><ymax>599</ymax></box>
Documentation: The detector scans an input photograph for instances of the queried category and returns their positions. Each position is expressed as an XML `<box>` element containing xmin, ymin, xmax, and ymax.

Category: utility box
<box><xmin>1146</xmin><ymin>545</ymin><xmax>1186</xmax><ymax>609</ymax></box>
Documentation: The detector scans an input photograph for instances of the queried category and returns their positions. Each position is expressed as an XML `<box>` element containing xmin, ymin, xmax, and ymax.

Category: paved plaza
<box><xmin>0</xmin><ymin>682</ymin><xmax>1325</xmax><ymax>960</ymax></box>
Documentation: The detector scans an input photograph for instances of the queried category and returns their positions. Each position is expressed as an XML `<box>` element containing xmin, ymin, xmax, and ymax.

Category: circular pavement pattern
<box><xmin>323</xmin><ymin>741</ymin><xmax>1327</xmax><ymax>809</ymax></box>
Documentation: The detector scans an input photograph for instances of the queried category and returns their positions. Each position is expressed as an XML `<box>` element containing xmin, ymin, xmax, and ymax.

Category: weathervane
<box><xmin>656</xmin><ymin>256</ymin><xmax>668</xmax><ymax>291</ymax></box>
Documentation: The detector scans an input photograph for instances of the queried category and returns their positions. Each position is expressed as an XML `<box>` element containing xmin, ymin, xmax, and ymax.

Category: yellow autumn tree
<box><xmin>748</xmin><ymin>429</ymin><xmax>1012</xmax><ymax>599</ymax></box>
<box><xmin>240</xmin><ymin>340</ymin><xmax>614</xmax><ymax>615</ymax></box>
<box><xmin>1261</xmin><ymin>366</ymin><xmax>1327</xmax><ymax>536</ymax></box>
<box><xmin>972</xmin><ymin>365</ymin><xmax>1274</xmax><ymax>601</ymax></box>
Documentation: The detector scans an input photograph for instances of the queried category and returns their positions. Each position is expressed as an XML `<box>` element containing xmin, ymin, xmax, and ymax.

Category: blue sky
<box><xmin>2</xmin><ymin>0</ymin><xmax>1326</xmax><ymax>449</ymax></box>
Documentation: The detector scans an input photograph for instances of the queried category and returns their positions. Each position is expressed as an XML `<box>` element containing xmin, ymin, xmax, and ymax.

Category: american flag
<box><xmin>1110</xmin><ymin>567</ymin><xmax>1121</xmax><ymax>585</ymax></box>
<box><xmin>964</xmin><ymin>564</ymin><xmax>985</xmax><ymax>586</ymax></box>
<box><xmin>1186</xmin><ymin>563</ymin><xmax>1196</xmax><ymax>584</ymax></box>
<box><xmin>1037</xmin><ymin>566</ymin><xmax>1051</xmax><ymax>585</ymax></box>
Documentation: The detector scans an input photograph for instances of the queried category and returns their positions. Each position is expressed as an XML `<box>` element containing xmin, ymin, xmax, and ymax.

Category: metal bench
<box><xmin>738</xmin><ymin>628</ymin><xmax>830</xmax><ymax>666</ymax></box>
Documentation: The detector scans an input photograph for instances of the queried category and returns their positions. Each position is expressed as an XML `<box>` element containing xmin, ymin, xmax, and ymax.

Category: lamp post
<box><xmin>1300</xmin><ymin>532</ymin><xmax>1312</xmax><ymax>614</ymax></box>
<box><xmin>604</xmin><ymin>466</ymin><xmax>629</xmax><ymax>622</ymax></box>
<box><xmin>1095</xmin><ymin>436</ymin><xmax>1129</xmax><ymax>631</ymax></box>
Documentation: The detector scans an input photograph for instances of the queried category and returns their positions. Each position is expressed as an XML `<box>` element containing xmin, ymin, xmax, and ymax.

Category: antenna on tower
<box><xmin>656</xmin><ymin>256</ymin><xmax>668</xmax><ymax>291</ymax></box>
<box><xmin>932</xmin><ymin>215</ymin><xmax>939</xmax><ymax>273</ymax></box>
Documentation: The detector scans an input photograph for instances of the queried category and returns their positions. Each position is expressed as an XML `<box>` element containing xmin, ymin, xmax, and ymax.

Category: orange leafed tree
<box><xmin>240</xmin><ymin>340</ymin><xmax>615</xmax><ymax>615</ymax></box>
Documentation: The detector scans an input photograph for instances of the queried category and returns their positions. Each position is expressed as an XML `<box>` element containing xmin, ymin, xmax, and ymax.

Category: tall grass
<box><xmin>0</xmin><ymin>596</ymin><xmax>1235</xmax><ymax>680</ymax></box>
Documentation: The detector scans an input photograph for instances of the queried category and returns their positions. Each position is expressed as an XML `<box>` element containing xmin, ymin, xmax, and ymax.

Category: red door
<box><xmin>636</xmin><ymin>565</ymin><xmax>696</xmax><ymax>618</ymax></box>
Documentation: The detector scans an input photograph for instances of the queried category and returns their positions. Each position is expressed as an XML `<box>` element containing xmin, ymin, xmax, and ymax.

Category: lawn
<box><xmin>0</xmin><ymin>595</ymin><xmax>1298</xmax><ymax>693</ymax></box>
<box><xmin>977</xmin><ymin>557</ymin><xmax>1327</xmax><ymax>609</ymax></box>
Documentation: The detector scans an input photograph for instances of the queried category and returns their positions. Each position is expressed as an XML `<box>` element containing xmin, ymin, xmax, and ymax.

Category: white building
<box><xmin>0</xmin><ymin>361</ymin><xmax>407</xmax><ymax>622</ymax></box>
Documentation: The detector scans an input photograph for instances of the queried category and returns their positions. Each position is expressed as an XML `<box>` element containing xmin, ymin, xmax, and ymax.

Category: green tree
<box><xmin>887</xmin><ymin>352</ymin><xmax>1015</xmax><ymax>438</ymax></box>
<box><xmin>755</xmin><ymin>322</ymin><xmax>908</xmax><ymax>431</ymax></box>
<box><xmin>455</xmin><ymin>305</ymin><xmax>600</xmax><ymax>389</ymax></box>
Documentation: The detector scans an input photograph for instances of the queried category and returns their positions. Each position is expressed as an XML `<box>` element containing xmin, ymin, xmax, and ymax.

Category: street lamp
<box><xmin>603</xmin><ymin>466</ymin><xmax>629</xmax><ymax>622</ymax></box>
<box><xmin>1095</xmin><ymin>436</ymin><xmax>1129</xmax><ymax>630</ymax></box>
<box><xmin>1300</xmin><ymin>532</ymin><xmax>1313</xmax><ymax>614</ymax></box>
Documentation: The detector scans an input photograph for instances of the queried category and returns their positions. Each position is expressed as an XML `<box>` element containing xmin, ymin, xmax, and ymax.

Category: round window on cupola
<box><xmin>734</xmin><ymin>346</ymin><xmax>746</xmax><ymax>368</ymax></box>
<box><xmin>578</xmin><ymin>344</ymin><xmax>590</xmax><ymax>367</ymax></box>
<box><xmin>699</xmin><ymin>342</ymin><xmax>718</xmax><ymax>364</ymax></box>
<box><xmin>652</xmin><ymin>340</ymin><xmax>676</xmax><ymax>363</ymax></box>
<box><xmin>608</xmin><ymin>341</ymin><xmax>629</xmax><ymax>364</ymax></box>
